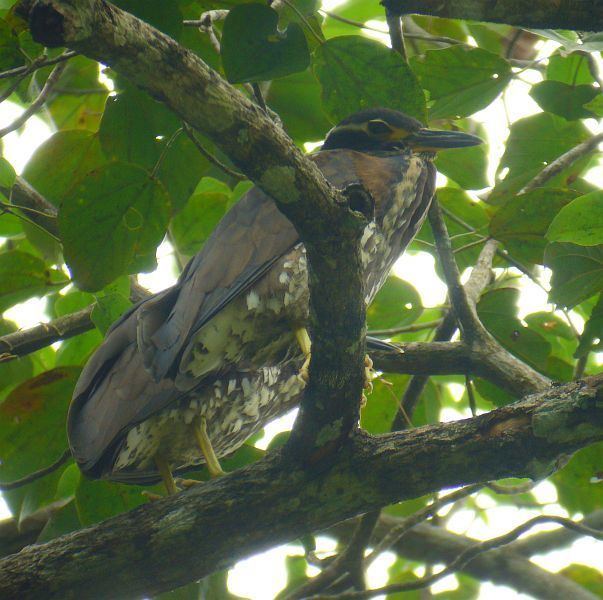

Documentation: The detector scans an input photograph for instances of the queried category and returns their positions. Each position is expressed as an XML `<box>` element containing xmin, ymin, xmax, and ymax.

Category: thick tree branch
<box><xmin>380</xmin><ymin>0</ymin><xmax>603</xmax><ymax>31</ymax></box>
<box><xmin>18</xmin><ymin>0</ymin><xmax>370</xmax><ymax>457</ymax></box>
<box><xmin>1</xmin><ymin>377</ymin><xmax>602</xmax><ymax>599</ymax></box>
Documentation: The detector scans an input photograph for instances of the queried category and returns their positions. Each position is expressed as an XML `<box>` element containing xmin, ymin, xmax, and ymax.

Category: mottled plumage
<box><xmin>68</xmin><ymin>109</ymin><xmax>481</xmax><ymax>485</ymax></box>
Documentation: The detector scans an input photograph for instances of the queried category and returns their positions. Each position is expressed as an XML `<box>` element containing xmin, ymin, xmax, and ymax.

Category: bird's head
<box><xmin>321</xmin><ymin>108</ymin><xmax>482</xmax><ymax>153</ymax></box>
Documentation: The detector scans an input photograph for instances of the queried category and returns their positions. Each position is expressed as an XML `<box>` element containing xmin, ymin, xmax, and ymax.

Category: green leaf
<box><xmin>99</xmin><ymin>85</ymin><xmax>178</xmax><ymax>168</ymax></box>
<box><xmin>75</xmin><ymin>478</ymin><xmax>157</xmax><ymax>526</ymax></box>
<box><xmin>266</xmin><ymin>69</ymin><xmax>331</xmax><ymax>144</ymax></box>
<box><xmin>0</xmin><ymin>156</ymin><xmax>16</xmax><ymax>188</ymax></box>
<box><xmin>59</xmin><ymin>162</ymin><xmax>170</xmax><ymax>291</ymax></box>
<box><xmin>547</xmin><ymin>191</ymin><xmax>603</xmax><ymax>246</ymax></box>
<box><xmin>490</xmin><ymin>188</ymin><xmax>579</xmax><ymax>264</ymax></box>
<box><xmin>113</xmin><ymin>0</ymin><xmax>182</xmax><ymax>38</ymax></box>
<box><xmin>496</xmin><ymin>112</ymin><xmax>589</xmax><ymax>183</ymax></box>
<box><xmin>0</xmin><ymin>250</ymin><xmax>68</xmax><ymax>312</ymax></box>
<box><xmin>0</xmin><ymin>319</ymin><xmax>33</xmax><ymax>396</ymax></box>
<box><xmin>23</xmin><ymin>130</ymin><xmax>106</xmax><ymax>206</ymax></box>
<box><xmin>171</xmin><ymin>189</ymin><xmax>229</xmax><ymax>257</ymax></box>
<box><xmin>37</xmin><ymin>500</ymin><xmax>82</xmax><ymax>543</ymax></box>
<box><xmin>55</xmin><ymin>330</ymin><xmax>102</xmax><ymax>367</ymax></box>
<box><xmin>552</xmin><ymin>442</ymin><xmax>603</xmax><ymax>514</ymax></box>
<box><xmin>367</xmin><ymin>276</ymin><xmax>422</xmax><ymax>330</ymax></box>
<box><xmin>410</xmin><ymin>46</ymin><xmax>511</xmax><ymax>120</ymax></box>
<box><xmin>21</xmin><ymin>129</ymin><xmax>106</xmax><ymax>260</ymax></box>
<box><xmin>560</xmin><ymin>565</ymin><xmax>603</xmax><ymax>597</ymax></box>
<box><xmin>530</xmin><ymin>80</ymin><xmax>599</xmax><ymax>120</ymax></box>
<box><xmin>46</xmin><ymin>56</ymin><xmax>108</xmax><ymax>131</ymax></box>
<box><xmin>0</xmin><ymin>367</ymin><xmax>79</xmax><ymax>521</ymax></box>
<box><xmin>545</xmin><ymin>243</ymin><xmax>603</xmax><ymax>307</ymax></box>
<box><xmin>221</xmin><ymin>4</ymin><xmax>310</xmax><ymax>83</ymax></box>
<box><xmin>546</xmin><ymin>52</ymin><xmax>595</xmax><ymax>86</ymax></box>
<box><xmin>477</xmin><ymin>288</ymin><xmax>551</xmax><ymax>372</ymax></box>
<box><xmin>435</xmin><ymin>121</ymin><xmax>489</xmax><ymax>190</ymax></box>
<box><xmin>575</xmin><ymin>293</ymin><xmax>603</xmax><ymax>358</ymax></box>
<box><xmin>91</xmin><ymin>292</ymin><xmax>131</xmax><ymax>335</ymax></box>
<box><xmin>312</xmin><ymin>35</ymin><xmax>426</xmax><ymax>124</ymax></box>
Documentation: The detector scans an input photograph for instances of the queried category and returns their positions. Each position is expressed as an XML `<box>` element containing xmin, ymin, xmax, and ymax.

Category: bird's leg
<box><xmin>193</xmin><ymin>416</ymin><xmax>225</xmax><ymax>478</ymax></box>
<box><xmin>142</xmin><ymin>455</ymin><xmax>177</xmax><ymax>500</ymax></box>
<box><xmin>295</xmin><ymin>327</ymin><xmax>312</xmax><ymax>383</ymax></box>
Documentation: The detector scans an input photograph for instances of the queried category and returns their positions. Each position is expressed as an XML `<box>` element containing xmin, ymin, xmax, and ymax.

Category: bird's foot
<box><xmin>298</xmin><ymin>352</ymin><xmax>311</xmax><ymax>384</ymax></box>
<box><xmin>141</xmin><ymin>491</ymin><xmax>164</xmax><ymax>502</ymax></box>
<box><xmin>175</xmin><ymin>477</ymin><xmax>202</xmax><ymax>489</ymax></box>
<box><xmin>294</xmin><ymin>327</ymin><xmax>312</xmax><ymax>384</ymax></box>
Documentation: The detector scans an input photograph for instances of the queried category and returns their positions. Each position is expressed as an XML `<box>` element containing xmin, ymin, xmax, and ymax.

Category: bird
<box><xmin>67</xmin><ymin>108</ymin><xmax>481</xmax><ymax>493</ymax></box>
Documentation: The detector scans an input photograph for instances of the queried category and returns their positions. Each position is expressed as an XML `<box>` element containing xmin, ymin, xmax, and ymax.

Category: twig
<box><xmin>182</xmin><ymin>122</ymin><xmax>246</xmax><ymax>180</ymax></box>
<box><xmin>313</xmin><ymin>516</ymin><xmax>603</xmax><ymax>599</ymax></box>
<box><xmin>367</xmin><ymin>319</ymin><xmax>442</xmax><ymax>337</ymax></box>
<box><xmin>0</xmin><ymin>199</ymin><xmax>61</xmax><ymax>241</ymax></box>
<box><xmin>0</xmin><ymin>450</ymin><xmax>70</xmax><ymax>491</ymax></box>
<box><xmin>0</xmin><ymin>60</ymin><xmax>68</xmax><ymax>138</ymax></box>
<box><xmin>392</xmin><ymin>240</ymin><xmax>497</xmax><ymax>428</ymax></box>
<box><xmin>285</xmin><ymin>511</ymin><xmax>380</xmax><ymax>599</ymax></box>
<box><xmin>365</xmin><ymin>484</ymin><xmax>483</xmax><ymax>565</ymax></box>
<box><xmin>465</xmin><ymin>374</ymin><xmax>477</xmax><ymax>416</ymax></box>
<box><xmin>0</xmin><ymin>284</ymin><xmax>150</xmax><ymax>363</ymax></box>
<box><xmin>252</xmin><ymin>83</ymin><xmax>268</xmax><ymax>113</ymax></box>
<box><xmin>428</xmin><ymin>200</ymin><xmax>483</xmax><ymax>342</ymax></box>
<box><xmin>385</xmin><ymin>9</ymin><xmax>407</xmax><ymax>61</ymax></box>
<box><xmin>521</xmin><ymin>132</ymin><xmax>603</xmax><ymax>193</ymax></box>
<box><xmin>150</xmin><ymin>127</ymin><xmax>183</xmax><ymax>178</ymax></box>
<box><xmin>280</xmin><ymin>0</ymin><xmax>324</xmax><ymax>45</ymax></box>
<box><xmin>0</xmin><ymin>50</ymin><xmax>76</xmax><ymax>81</ymax></box>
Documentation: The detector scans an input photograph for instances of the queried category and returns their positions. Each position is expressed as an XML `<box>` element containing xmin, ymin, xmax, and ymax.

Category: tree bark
<box><xmin>1</xmin><ymin>377</ymin><xmax>602</xmax><ymax>599</ymax></box>
<box><xmin>381</xmin><ymin>0</ymin><xmax>603</xmax><ymax>31</ymax></box>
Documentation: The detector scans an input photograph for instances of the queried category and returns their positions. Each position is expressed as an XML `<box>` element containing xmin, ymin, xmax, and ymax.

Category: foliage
<box><xmin>0</xmin><ymin>2</ymin><xmax>601</xmax><ymax>598</ymax></box>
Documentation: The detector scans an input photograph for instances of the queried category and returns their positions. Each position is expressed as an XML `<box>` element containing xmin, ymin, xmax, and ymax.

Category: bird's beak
<box><xmin>405</xmin><ymin>129</ymin><xmax>483</xmax><ymax>152</ymax></box>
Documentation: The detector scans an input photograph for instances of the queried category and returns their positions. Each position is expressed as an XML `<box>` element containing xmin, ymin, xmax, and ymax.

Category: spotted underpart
<box><xmin>112</xmin><ymin>358</ymin><xmax>303</xmax><ymax>480</ymax></box>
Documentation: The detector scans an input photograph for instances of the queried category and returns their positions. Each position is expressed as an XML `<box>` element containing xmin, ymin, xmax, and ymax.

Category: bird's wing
<box><xmin>138</xmin><ymin>183</ymin><xmax>300</xmax><ymax>382</ymax></box>
<box><xmin>68</xmin><ymin>290</ymin><xmax>185</xmax><ymax>477</ymax></box>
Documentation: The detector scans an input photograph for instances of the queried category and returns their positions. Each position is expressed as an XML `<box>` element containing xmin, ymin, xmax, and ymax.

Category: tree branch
<box><xmin>1</xmin><ymin>377</ymin><xmax>602</xmax><ymax>599</ymax></box>
<box><xmin>380</xmin><ymin>0</ymin><xmax>603</xmax><ymax>31</ymax></box>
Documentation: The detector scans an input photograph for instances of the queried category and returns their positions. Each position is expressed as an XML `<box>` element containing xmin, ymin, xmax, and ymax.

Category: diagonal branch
<box><xmin>0</xmin><ymin>376</ymin><xmax>602</xmax><ymax>599</ymax></box>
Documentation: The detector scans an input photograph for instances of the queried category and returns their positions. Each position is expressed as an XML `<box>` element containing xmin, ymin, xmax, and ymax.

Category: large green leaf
<box><xmin>575</xmin><ymin>293</ymin><xmax>603</xmax><ymax>358</ymax></box>
<box><xmin>530</xmin><ymin>80</ymin><xmax>599</xmax><ymax>120</ymax></box>
<box><xmin>496</xmin><ymin>112</ymin><xmax>590</xmax><ymax>182</ymax></box>
<box><xmin>266</xmin><ymin>69</ymin><xmax>331</xmax><ymax>143</ymax></box>
<box><xmin>410</xmin><ymin>46</ymin><xmax>511</xmax><ymax>120</ymax></box>
<box><xmin>490</xmin><ymin>188</ymin><xmax>579</xmax><ymax>264</ymax></box>
<box><xmin>545</xmin><ymin>243</ymin><xmax>603</xmax><ymax>307</ymax></box>
<box><xmin>477</xmin><ymin>288</ymin><xmax>551</xmax><ymax>372</ymax></box>
<box><xmin>0</xmin><ymin>250</ymin><xmax>67</xmax><ymax>312</ymax></box>
<box><xmin>113</xmin><ymin>0</ymin><xmax>183</xmax><ymax>38</ymax></box>
<box><xmin>171</xmin><ymin>187</ymin><xmax>230</xmax><ymax>257</ymax></box>
<box><xmin>546</xmin><ymin>52</ymin><xmax>595</xmax><ymax>86</ymax></box>
<box><xmin>552</xmin><ymin>443</ymin><xmax>603</xmax><ymax>514</ymax></box>
<box><xmin>367</xmin><ymin>276</ymin><xmax>422</xmax><ymax>330</ymax></box>
<box><xmin>547</xmin><ymin>191</ymin><xmax>603</xmax><ymax>246</ymax></box>
<box><xmin>59</xmin><ymin>162</ymin><xmax>170</xmax><ymax>291</ymax></box>
<box><xmin>0</xmin><ymin>367</ymin><xmax>79</xmax><ymax>521</ymax></box>
<box><xmin>312</xmin><ymin>35</ymin><xmax>426</xmax><ymax>123</ymax></box>
<box><xmin>221</xmin><ymin>4</ymin><xmax>310</xmax><ymax>83</ymax></box>
<box><xmin>99</xmin><ymin>86</ymin><xmax>207</xmax><ymax>210</ymax></box>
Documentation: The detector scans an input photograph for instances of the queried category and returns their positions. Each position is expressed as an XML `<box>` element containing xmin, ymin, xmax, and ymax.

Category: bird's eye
<box><xmin>367</xmin><ymin>120</ymin><xmax>393</xmax><ymax>136</ymax></box>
